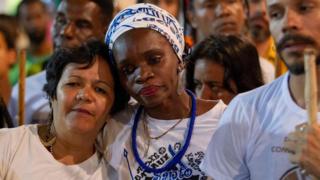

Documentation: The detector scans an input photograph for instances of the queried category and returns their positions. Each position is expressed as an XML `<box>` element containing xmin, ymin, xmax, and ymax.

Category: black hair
<box><xmin>186</xmin><ymin>35</ymin><xmax>264</xmax><ymax>93</ymax></box>
<box><xmin>16</xmin><ymin>0</ymin><xmax>47</xmax><ymax>17</ymax></box>
<box><xmin>44</xmin><ymin>40</ymin><xmax>130</xmax><ymax>119</ymax></box>
<box><xmin>0</xmin><ymin>14</ymin><xmax>18</xmax><ymax>49</ymax></box>
<box><xmin>0</xmin><ymin>97</ymin><xmax>13</xmax><ymax>128</ymax></box>
<box><xmin>89</xmin><ymin>0</ymin><xmax>114</xmax><ymax>26</ymax></box>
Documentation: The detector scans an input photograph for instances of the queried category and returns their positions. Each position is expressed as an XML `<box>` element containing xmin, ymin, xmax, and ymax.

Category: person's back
<box><xmin>8</xmin><ymin>0</ymin><xmax>114</xmax><ymax>125</ymax></box>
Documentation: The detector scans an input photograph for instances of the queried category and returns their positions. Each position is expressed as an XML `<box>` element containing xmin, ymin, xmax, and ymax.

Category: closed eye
<box><xmin>66</xmin><ymin>82</ymin><xmax>80</xmax><ymax>87</ymax></box>
<box><xmin>209</xmin><ymin>82</ymin><xmax>224</xmax><ymax>90</ymax></box>
<box><xmin>148</xmin><ymin>55</ymin><xmax>162</xmax><ymax>65</ymax></box>
<box><xmin>75</xmin><ymin>20</ymin><xmax>92</xmax><ymax>29</ymax></box>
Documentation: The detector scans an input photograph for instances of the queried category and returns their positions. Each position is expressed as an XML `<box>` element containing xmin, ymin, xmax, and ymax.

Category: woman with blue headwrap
<box><xmin>103</xmin><ymin>3</ymin><xmax>226</xmax><ymax>179</ymax></box>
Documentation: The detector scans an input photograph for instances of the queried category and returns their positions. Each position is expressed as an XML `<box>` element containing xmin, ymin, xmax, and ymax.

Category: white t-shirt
<box><xmin>9</xmin><ymin>71</ymin><xmax>50</xmax><ymax>126</ymax></box>
<box><xmin>201</xmin><ymin>73</ymin><xmax>317</xmax><ymax>180</ymax></box>
<box><xmin>102</xmin><ymin>100</ymin><xmax>226</xmax><ymax>179</ymax></box>
<box><xmin>259</xmin><ymin>56</ymin><xmax>275</xmax><ymax>84</ymax></box>
<box><xmin>0</xmin><ymin>125</ymin><xmax>115</xmax><ymax>180</ymax></box>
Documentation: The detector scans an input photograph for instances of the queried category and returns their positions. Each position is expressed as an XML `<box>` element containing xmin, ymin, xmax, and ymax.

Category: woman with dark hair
<box><xmin>0</xmin><ymin>41</ymin><xmax>129</xmax><ymax>179</ymax></box>
<box><xmin>187</xmin><ymin>35</ymin><xmax>264</xmax><ymax>104</ymax></box>
<box><xmin>103</xmin><ymin>3</ymin><xmax>226</xmax><ymax>179</ymax></box>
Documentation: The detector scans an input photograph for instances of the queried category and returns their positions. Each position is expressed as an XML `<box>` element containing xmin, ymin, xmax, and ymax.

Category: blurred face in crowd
<box><xmin>52</xmin><ymin>0</ymin><xmax>106</xmax><ymax>49</ymax></box>
<box><xmin>113</xmin><ymin>29</ymin><xmax>182</xmax><ymax>108</ymax></box>
<box><xmin>19</xmin><ymin>1</ymin><xmax>49</xmax><ymax>45</ymax></box>
<box><xmin>267</xmin><ymin>0</ymin><xmax>320</xmax><ymax>75</ymax></box>
<box><xmin>189</xmin><ymin>0</ymin><xmax>246</xmax><ymax>41</ymax></box>
<box><xmin>193</xmin><ymin>58</ymin><xmax>237</xmax><ymax>104</ymax></box>
<box><xmin>0</xmin><ymin>32</ymin><xmax>15</xmax><ymax>77</ymax></box>
<box><xmin>52</xmin><ymin>57</ymin><xmax>115</xmax><ymax>135</ymax></box>
<box><xmin>247</xmin><ymin>0</ymin><xmax>271</xmax><ymax>42</ymax></box>
<box><xmin>144</xmin><ymin>0</ymin><xmax>180</xmax><ymax>18</ymax></box>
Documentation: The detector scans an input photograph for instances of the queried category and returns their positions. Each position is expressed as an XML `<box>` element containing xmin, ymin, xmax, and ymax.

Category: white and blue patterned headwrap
<box><xmin>105</xmin><ymin>3</ymin><xmax>185</xmax><ymax>63</ymax></box>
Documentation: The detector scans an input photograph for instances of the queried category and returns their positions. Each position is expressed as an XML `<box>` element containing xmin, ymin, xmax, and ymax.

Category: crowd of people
<box><xmin>0</xmin><ymin>0</ymin><xmax>320</xmax><ymax>179</ymax></box>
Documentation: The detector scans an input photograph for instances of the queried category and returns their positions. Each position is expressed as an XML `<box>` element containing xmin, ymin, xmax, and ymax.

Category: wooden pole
<box><xmin>303</xmin><ymin>48</ymin><xmax>318</xmax><ymax>180</ymax></box>
<box><xmin>18</xmin><ymin>49</ymin><xmax>26</xmax><ymax>126</ymax></box>
<box><xmin>304</xmin><ymin>48</ymin><xmax>318</xmax><ymax>125</ymax></box>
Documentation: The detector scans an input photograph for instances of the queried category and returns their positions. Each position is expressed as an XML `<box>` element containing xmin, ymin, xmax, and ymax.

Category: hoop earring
<box><xmin>176</xmin><ymin>69</ymin><xmax>185</xmax><ymax>95</ymax></box>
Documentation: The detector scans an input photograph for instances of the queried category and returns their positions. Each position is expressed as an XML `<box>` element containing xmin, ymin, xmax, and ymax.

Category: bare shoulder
<box><xmin>196</xmin><ymin>98</ymin><xmax>220</xmax><ymax>116</ymax></box>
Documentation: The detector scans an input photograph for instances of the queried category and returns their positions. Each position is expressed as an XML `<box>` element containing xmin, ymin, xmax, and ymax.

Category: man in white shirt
<box><xmin>201</xmin><ymin>0</ymin><xmax>320</xmax><ymax>179</ymax></box>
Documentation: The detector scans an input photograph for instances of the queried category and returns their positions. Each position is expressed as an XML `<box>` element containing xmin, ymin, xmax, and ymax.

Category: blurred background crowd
<box><xmin>0</xmin><ymin>0</ymin><xmax>285</xmax><ymax>127</ymax></box>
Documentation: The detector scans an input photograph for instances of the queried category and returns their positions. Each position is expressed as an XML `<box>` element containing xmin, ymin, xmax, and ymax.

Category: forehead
<box><xmin>115</xmin><ymin>29</ymin><xmax>172</xmax><ymax>51</ymax></box>
<box><xmin>194</xmin><ymin>58</ymin><xmax>225</xmax><ymax>79</ymax></box>
<box><xmin>194</xmin><ymin>0</ymin><xmax>242</xmax><ymax>4</ymax></box>
<box><xmin>19</xmin><ymin>2</ymin><xmax>46</xmax><ymax>17</ymax></box>
<box><xmin>195</xmin><ymin>58</ymin><xmax>223</xmax><ymax>70</ymax></box>
<box><xmin>62</xmin><ymin>57</ymin><xmax>113</xmax><ymax>81</ymax></box>
<box><xmin>57</xmin><ymin>0</ymin><xmax>102</xmax><ymax>20</ymax></box>
<box><xmin>113</xmin><ymin>29</ymin><xmax>177</xmax><ymax>61</ymax></box>
<box><xmin>20</xmin><ymin>1</ymin><xmax>45</xmax><ymax>11</ymax></box>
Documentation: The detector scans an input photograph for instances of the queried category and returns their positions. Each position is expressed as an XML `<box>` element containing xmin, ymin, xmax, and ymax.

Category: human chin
<box><xmin>280</xmin><ymin>50</ymin><xmax>305</xmax><ymax>75</ymax></box>
<box><xmin>136</xmin><ymin>91</ymin><xmax>166</xmax><ymax>108</ymax></box>
<box><xmin>65</xmin><ymin>113</ymin><xmax>97</xmax><ymax>133</ymax></box>
<box><xmin>213</xmin><ymin>26</ymin><xmax>239</xmax><ymax>36</ymax></box>
<box><xmin>250</xmin><ymin>24</ymin><xmax>270</xmax><ymax>42</ymax></box>
<box><xmin>281</xmin><ymin>50</ymin><xmax>320</xmax><ymax>75</ymax></box>
<box><xmin>139</xmin><ymin>97</ymin><xmax>164</xmax><ymax>108</ymax></box>
<box><xmin>286</xmin><ymin>61</ymin><xmax>305</xmax><ymax>75</ymax></box>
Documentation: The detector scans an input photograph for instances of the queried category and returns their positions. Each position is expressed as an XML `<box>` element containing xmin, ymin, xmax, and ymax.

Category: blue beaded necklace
<box><xmin>131</xmin><ymin>89</ymin><xmax>196</xmax><ymax>174</ymax></box>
